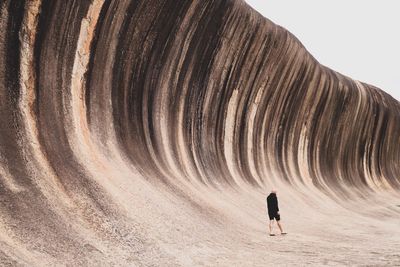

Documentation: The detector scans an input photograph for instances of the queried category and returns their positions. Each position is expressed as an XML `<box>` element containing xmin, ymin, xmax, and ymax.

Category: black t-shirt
<box><xmin>267</xmin><ymin>193</ymin><xmax>279</xmax><ymax>214</ymax></box>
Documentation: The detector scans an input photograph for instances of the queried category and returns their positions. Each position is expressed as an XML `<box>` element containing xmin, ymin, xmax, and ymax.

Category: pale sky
<box><xmin>245</xmin><ymin>0</ymin><xmax>400</xmax><ymax>101</ymax></box>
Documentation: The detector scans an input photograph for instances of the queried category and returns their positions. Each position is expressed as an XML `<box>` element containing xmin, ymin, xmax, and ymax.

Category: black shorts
<box><xmin>268</xmin><ymin>212</ymin><xmax>280</xmax><ymax>221</ymax></box>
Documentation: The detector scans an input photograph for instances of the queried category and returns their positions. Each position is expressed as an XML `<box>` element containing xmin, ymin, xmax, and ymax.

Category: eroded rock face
<box><xmin>0</xmin><ymin>0</ymin><xmax>399</xmax><ymax>265</ymax></box>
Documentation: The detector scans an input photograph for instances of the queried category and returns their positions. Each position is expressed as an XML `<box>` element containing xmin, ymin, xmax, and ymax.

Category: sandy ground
<box><xmin>107</xmin><ymin>173</ymin><xmax>400</xmax><ymax>266</ymax></box>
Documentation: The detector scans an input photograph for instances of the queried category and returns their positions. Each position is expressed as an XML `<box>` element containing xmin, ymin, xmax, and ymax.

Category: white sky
<box><xmin>245</xmin><ymin>0</ymin><xmax>400</xmax><ymax>101</ymax></box>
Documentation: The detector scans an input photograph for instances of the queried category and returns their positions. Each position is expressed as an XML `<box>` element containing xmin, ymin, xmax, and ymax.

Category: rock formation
<box><xmin>1</xmin><ymin>0</ymin><xmax>399</xmax><ymax>265</ymax></box>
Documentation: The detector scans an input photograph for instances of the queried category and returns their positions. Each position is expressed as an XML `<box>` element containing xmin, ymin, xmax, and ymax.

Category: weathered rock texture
<box><xmin>0</xmin><ymin>0</ymin><xmax>399</xmax><ymax>266</ymax></box>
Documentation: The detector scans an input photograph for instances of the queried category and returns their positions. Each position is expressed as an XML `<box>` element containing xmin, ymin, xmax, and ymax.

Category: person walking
<box><xmin>266</xmin><ymin>190</ymin><xmax>287</xmax><ymax>236</ymax></box>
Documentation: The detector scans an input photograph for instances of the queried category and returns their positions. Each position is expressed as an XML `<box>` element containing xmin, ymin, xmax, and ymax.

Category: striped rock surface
<box><xmin>0</xmin><ymin>0</ymin><xmax>399</xmax><ymax>265</ymax></box>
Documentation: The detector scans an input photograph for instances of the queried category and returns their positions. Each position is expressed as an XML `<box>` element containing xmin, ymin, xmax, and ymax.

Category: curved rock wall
<box><xmin>1</xmin><ymin>0</ymin><xmax>399</xmax><ymax>265</ymax></box>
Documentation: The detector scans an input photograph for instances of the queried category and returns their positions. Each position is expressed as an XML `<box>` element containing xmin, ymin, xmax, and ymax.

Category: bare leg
<box><xmin>269</xmin><ymin>220</ymin><xmax>274</xmax><ymax>235</ymax></box>
<box><xmin>276</xmin><ymin>220</ymin><xmax>286</xmax><ymax>234</ymax></box>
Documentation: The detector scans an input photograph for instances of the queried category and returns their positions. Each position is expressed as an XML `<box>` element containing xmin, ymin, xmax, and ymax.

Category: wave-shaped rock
<box><xmin>1</xmin><ymin>0</ymin><xmax>399</xmax><ymax>265</ymax></box>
